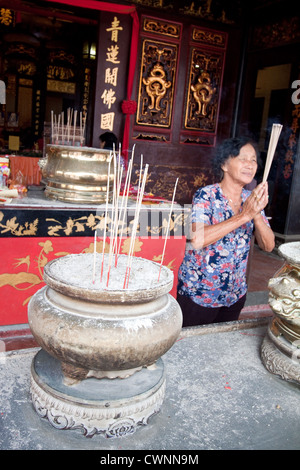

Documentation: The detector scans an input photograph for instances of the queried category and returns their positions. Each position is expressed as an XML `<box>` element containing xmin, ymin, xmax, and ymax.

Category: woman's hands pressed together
<box><xmin>243</xmin><ymin>181</ymin><xmax>274</xmax><ymax>252</ymax></box>
<box><xmin>191</xmin><ymin>181</ymin><xmax>274</xmax><ymax>252</ymax></box>
<box><xmin>241</xmin><ymin>182</ymin><xmax>269</xmax><ymax>221</ymax></box>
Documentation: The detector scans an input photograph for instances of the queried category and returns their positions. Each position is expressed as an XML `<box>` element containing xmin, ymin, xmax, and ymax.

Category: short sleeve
<box><xmin>191</xmin><ymin>187</ymin><xmax>212</xmax><ymax>225</ymax></box>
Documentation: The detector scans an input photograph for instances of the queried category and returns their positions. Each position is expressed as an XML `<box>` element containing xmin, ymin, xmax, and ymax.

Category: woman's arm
<box><xmin>253</xmin><ymin>213</ymin><xmax>275</xmax><ymax>252</ymax></box>
<box><xmin>249</xmin><ymin>182</ymin><xmax>275</xmax><ymax>252</ymax></box>
<box><xmin>191</xmin><ymin>182</ymin><xmax>275</xmax><ymax>251</ymax></box>
<box><xmin>191</xmin><ymin>211</ymin><xmax>249</xmax><ymax>250</ymax></box>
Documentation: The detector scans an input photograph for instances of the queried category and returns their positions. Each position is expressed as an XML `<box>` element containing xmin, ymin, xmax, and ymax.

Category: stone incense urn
<box><xmin>40</xmin><ymin>144</ymin><xmax>113</xmax><ymax>204</ymax></box>
<box><xmin>28</xmin><ymin>253</ymin><xmax>183</xmax><ymax>438</ymax></box>
<box><xmin>261</xmin><ymin>242</ymin><xmax>300</xmax><ymax>384</ymax></box>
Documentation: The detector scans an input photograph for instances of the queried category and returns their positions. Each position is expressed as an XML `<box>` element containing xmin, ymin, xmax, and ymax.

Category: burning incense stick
<box><xmin>123</xmin><ymin>163</ymin><xmax>148</xmax><ymax>289</ymax></box>
<box><xmin>112</xmin><ymin>162</ymin><xmax>123</xmax><ymax>265</ymax></box>
<box><xmin>82</xmin><ymin>112</ymin><xmax>87</xmax><ymax>146</ymax></box>
<box><xmin>106</xmin><ymin>149</ymin><xmax>117</xmax><ymax>286</ymax></box>
<box><xmin>116</xmin><ymin>147</ymin><xmax>135</xmax><ymax>261</ymax></box>
<box><xmin>262</xmin><ymin>124</ymin><xmax>283</xmax><ymax>183</ymax></box>
<box><xmin>137</xmin><ymin>154</ymin><xmax>143</xmax><ymax>200</ymax></box>
<box><xmin>80</xmin><ymin>111</ymin><xmax>83</xmax><ymax>146</ymax></box>
<box><xmin>115</xmin><ymin>159</ymin><xmax>131</xmax><ymax>265</ymax></box>
<box><xmin>51</xmin><ymin>108</ymin><xmax>87</xmax><ymax>145</ymax></box>
<box><xmin>51</xmin><ymin>111</ymin><xmax>54</xmax><ymax>143</ymax></box>
<box><xmin>106</xmin><ymin>157</ymin><xmax>116</xmax><ymax>285</ymax></box>
<box><xmin>122</xmin><ymin>153</ymin><xmax>144</xmax><ymax>283</ymax></box>
<box><xmin>66</xmin><ymin>107</ymin><xmax>72</xmax><ymax>144</ymax></box>
<box><xmin>107</xmin><ymin>150</ymin><xmax>120</xmax><ymax>286</ymax></box>
<box><xmin>101</xmin><ymin>154</ymin><xmax>112</xmax><ymax>282</ymax></box>
<box><xmin>92</xmin><ymin>230</ymin><xmax>97</xmax><ymax>284</ymax></box>
<box><xmin>57</xmin><ymin>114</ymin><xmax>61</xmax><ymax>144</ymax></box>
<box><xmin>158</xmin><ymin>178</ymin><xmax>179</xmax><ymax>281</ymax></box>
<box><xmin>73</xmin><ymin>110</ymin><xmax>77</xmax><ymax>146</ymax></box>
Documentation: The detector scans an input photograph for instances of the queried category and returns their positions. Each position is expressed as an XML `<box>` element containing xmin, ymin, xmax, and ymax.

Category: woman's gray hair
<box><xmin>213</xmin><ymin>137</ymin><xmax>260</xmax><ymax>181</ymax></box>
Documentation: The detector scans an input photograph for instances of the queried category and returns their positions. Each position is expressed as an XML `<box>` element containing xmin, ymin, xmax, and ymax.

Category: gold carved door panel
<box><xmin>136</xmin><ymin>39</ymin><xmax>178</xmax><ymax>128</ymax></box>
<box><xmin>134</xmin><ymin>16</ymin><xmax>181</xmax><ymax>142</ymax></box>
<box><xmin>184</xmin><ymin>47</ymin><xmax>224</xmax><ymax>132</ymax></box>
<box><xmin>134</xmin><ymin>19</ymin><xmax>227</xmax><ymax>148</ymax></box>
<box><xmin>181</xmin><ymin>26</ymin><xmax>227</xmax><ymax>146</ymax></box>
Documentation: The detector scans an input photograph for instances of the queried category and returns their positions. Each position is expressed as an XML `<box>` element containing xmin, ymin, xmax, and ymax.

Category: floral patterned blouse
<box><xmin>177</xmin><ymin>183</ymin><xmax>270</xmax><ymax>308</ymax></box>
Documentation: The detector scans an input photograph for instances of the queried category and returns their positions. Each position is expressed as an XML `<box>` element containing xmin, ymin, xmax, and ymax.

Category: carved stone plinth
<box><xmin>30</xmin><ymin>349</ymin><xmax>166</xmax><ymax>438</ymax></box>
<box><xmin>261</xmin><ymin>321</ymin><xmax>300</xmax><ymax>384</ymax></box>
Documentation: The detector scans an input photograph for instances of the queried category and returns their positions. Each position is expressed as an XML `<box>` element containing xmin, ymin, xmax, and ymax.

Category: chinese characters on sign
<box><xmin>283</xmin><ymin>77</ymin><xmax>300</xmax><ymax>179</ymax></box>
<box><xmin>34</xmin><ymin>90</ymin><xmax>41</xmax><ymax>137</ymax></box>
<box><xmin>82</xmin><ymin>68</ymin><xmax>91</xmax><ymax>121</ymax></box>
<box><xmin>283</xmin><ymin>103</ymin><xmax>299</xmax><ymax>179</ymax></box>
<box><xmin>0</xmin><ymin>8</ymin><xmax>13</xmax><ymax>27</ymax></box>
<box><xmin>100</xmin><ymin>17</ymin><xmax>123</xmax><ymax>132</ymax></box>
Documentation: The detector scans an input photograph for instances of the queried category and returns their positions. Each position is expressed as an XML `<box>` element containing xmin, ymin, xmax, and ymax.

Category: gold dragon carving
<box><xmin>191</xmin><ymin>71</ymin><xmax>216</xmax><ymax>117</ymax></box>
<box><xmin>136</xmin><ymin>39</ymin><xmax>178</xmax><ymax>127</ymax></box>
<box><xmin>184</xmin><ymin>47</ymin><xmax>223</xmax><ymax>131</ymax></box>
<box><xmin>143</xmin><ymin>63</ymin><xmax>172</xmax><ymax>112</ymax></box>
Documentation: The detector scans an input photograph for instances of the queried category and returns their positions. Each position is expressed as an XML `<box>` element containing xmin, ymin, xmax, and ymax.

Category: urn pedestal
<box><xmin>28</xmin><ymin>254</ymin><xmax>183</xmax><ymax>437</ymax></box>
<box><xmin>261</xmin><ymin>242</ymin><xmax>300</xmax><ymax>384</ymax></box>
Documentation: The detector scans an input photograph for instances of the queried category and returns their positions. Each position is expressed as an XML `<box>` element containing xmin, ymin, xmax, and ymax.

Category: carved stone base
<box><xmin>30</xmin><ymin>349</ymin><xmax>166</xmax><ymax>438</ymax></box>
<box><xmin>261</xmin><ymin>326</ymin><xmax>300</xmax><ymax>385</ymax></box>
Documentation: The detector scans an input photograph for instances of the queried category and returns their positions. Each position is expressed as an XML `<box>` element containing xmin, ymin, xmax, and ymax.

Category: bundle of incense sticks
<box><xmin>262</xmin><ymin>123</ymin><xmax>283</xmax><ymax>183</ymax></box>
<box><xmin>97</xmin><ymin>144</ymin><xmax>137</xmax><ymax>287</ymax></box>
<box><xmin>51</xmin><ymin>108</ymin><xmax>87</xmax><ymax>146</ymax></box>
<box><xmin>123</xmin><ymin>162</ymin><xmax>149</xmax><ymax>289</ymax></box>
<box><xmin>92</xmin><ymin>146</ymin><xmax>179</xmax><ymax>289</ymax></box>
<box><xmin>158</xmin><ymin>177</ymin><xmax>178</xmax><ymax>281</ymax></box>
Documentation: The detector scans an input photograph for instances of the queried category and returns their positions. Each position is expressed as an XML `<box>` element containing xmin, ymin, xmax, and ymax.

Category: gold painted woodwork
<box><xmin>191</xmin><ymin>27</ymin><xmax>227</xmax><ymax>48</ymax></box>
<box><xmin>136</xmin><ymin>39</ymin><xmax>178</xmax><ymax>128</ymax></box>
<box><xmin>184</xmin><ymin>47</ymin><xmax>224</xmax><ymax>132</ymax></box>
<box><xmin>143</xmin><ymin>63</ymin><xmax>172</xmax><ymax>112</ymax></box>
<box><xmin>142</xmin><ymin>17</ymin><xmax>181</xmax><ymax>39</ymax></box>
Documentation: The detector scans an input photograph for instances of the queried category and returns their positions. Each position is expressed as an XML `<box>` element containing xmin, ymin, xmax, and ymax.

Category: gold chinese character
<box><xmin>0</xmin><ymin>8</ymin><xmax>13</xmax><ymax>26</ymax></box>
<box><xmin>101</xmin><ymin>88</ymin><xmax>116</xmax><ymax>109</ymax></box>
<box><xmin>106</xmin><ymin>17</ymin><xmax>123</xmax><ymax>43</ymax></box>
<box><xmin>283</xmin><ymin>163</ymin><xmax>293</xmax><ymax>179</ymax></box>
<box><xmin>105</xmin><ymin>67</ymin><xmax>118</xmax><ymax>87</ymax></box>
<box><xmin>106</xmin><ymin>45</ymin><xmax>120</xmax><ymax>64</ymax></box>
<box><xmin>284</xmin><ymin>150</ymin><xmax>294</xmax><ymax>164</ymax></box>
<box><xmin>100</xmin><ymin>112</ymin><xmax>115</xmax><ymax>131</ymax></box>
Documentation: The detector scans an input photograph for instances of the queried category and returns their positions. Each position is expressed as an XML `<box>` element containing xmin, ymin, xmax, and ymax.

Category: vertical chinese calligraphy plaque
<box><xmin>92</xmin><ymin>12</ymin><xmax>131</xmax><ymax>147</ymax></box>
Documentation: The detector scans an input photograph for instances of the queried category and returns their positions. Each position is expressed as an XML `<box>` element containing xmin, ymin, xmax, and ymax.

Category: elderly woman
<box><xmin>177</xmin><ymin>137</ymin><xmax>275</xmax><ymax>327</ymax></box>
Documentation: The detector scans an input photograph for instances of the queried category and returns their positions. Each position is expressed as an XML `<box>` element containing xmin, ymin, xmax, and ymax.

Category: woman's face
<box><xmin>221</xmin><ymin>143</ymin><xmax>258</xmax><ymax>185</ymax></box>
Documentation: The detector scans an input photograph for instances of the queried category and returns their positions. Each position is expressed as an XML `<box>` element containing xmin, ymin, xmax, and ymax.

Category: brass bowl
<box><xmin>268</xmin><ymin>242</ymin><xmax>300</xmax><ymax>329</ymax></box>
<box><xmin>41</xmin><ymin>144</ymin><xmax>114</xmax><ymax>203</ymax></box>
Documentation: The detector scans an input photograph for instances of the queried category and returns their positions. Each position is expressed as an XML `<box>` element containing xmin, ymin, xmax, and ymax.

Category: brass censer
<box><xmin>40</xmin><ymin>144</ymin><xmax>114</xmax><ymax>204</ymax></box>
<box><xmin>261</xmin><ymin>242</ymin><xmax>300</xmax><ymax>384</ymax></box>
